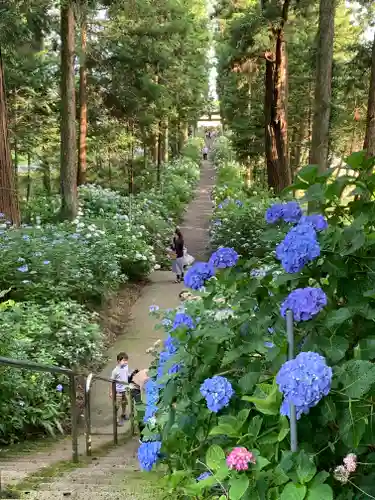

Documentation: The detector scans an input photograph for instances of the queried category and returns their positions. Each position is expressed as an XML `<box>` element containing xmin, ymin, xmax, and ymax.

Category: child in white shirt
<box><xmin>110</xmin><ymin>351</ymin><xmax>130</xmax><ymax>426</ymax></box>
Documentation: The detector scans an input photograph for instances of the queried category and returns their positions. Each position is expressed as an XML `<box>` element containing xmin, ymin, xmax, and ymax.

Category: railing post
<box><xmin>70</xmin><ymin>374</ymin><xmax>79</xmax><ymax>463</ymax></box>
<box><xmin>129</xmin><ymin>388</ymin><xmax>135</xmax><ymax>436</ymax></box>
<box><xmin>286</xmin><ymin>310</ymin><xmax>298</xmax><ymax>453</ymax></box>
<box><xmin>84</xmin><ymin>374</ymin><xmax>92</xmax><ymax>457</ymax></box>
<box><xmin>112</xmin><ymin>380</ymin><xmax>118</xmax><ymax>445</ymax></box>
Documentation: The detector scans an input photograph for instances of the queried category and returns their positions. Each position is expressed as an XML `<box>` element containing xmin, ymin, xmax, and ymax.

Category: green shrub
<box><xmin>181</xmin><ymin>137</ymin><xmax>205</xmax><ymax>163</ymax></box>
<box><xmin>0</xmin><ymin>300</ymin><xmax>104</xmax><ymax>443</ymax></box>
<box><xmin>141</xmin><ymin>151</ymin><xmax>375</xmax><ymax>499</ymax></box>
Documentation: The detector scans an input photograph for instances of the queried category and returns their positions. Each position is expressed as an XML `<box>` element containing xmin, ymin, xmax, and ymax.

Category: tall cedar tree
<box><xmin>364</xmin><ymin>32</ymin><xmax>375</xmax><ymax>157</ymax></box>
<box><xmin>310</xmin><ymin>0</ymin><xmax>335</xmax><ymax>172</ymax></box>
<box><xmin>0</xmin><ymin>48</ymin><xmax>20</xmax><ymax>225</ymax></box>
<box><xmin>78</xmin><ymin>6</ymin><xmax>88</xmax><ymax>185</ymax></box>
<box><xmin>60</xmin><ymin>1</ymin><xmax>78</xmax><ymax>220</ymax></box>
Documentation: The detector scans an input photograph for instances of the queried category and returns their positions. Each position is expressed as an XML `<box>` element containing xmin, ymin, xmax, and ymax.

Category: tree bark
<box><xmin>77</xmin><ymin>8</ymin><xmax>87</xmax><ymax>185</ymax></box>
<box><xmin>364</xmin><ymin>32</ymin><xmax>375</xmax><ymax>158</ymax></box>
<box><xmin>26</xmin><ymin>153</ymin><xmax>32</xmax><ymax>203</ymax></box>
<box><xmin>264</xmin><ymin>0</ymin><xmax>291</xmax><ymax>192</ymax></box>
<box><xmin>310</xmin><ymin>0</ymin><xmax>335</xmax><ymax>172</ymax></box>
<box><xmin>0</xmin><ymin>48</ymin><xmax>20</xmax><ymax>225</ymax></box>
<box><xmin>60</xmin><ymin>1</ymin><xmax>78</xmax><ymax>220</ymax></box>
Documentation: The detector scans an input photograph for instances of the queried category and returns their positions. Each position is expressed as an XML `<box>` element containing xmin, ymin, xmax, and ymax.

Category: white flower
<box><xmin>154</xmin><ymin>264</ymin><xmax>161</xmax><ymax>270</ymax></box>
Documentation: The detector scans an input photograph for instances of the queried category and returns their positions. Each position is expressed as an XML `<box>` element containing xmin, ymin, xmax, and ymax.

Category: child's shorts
<box><xmin>116</xmin><ymin>392</ymin><xmax>127</xmax><ymax>405</ymax></box>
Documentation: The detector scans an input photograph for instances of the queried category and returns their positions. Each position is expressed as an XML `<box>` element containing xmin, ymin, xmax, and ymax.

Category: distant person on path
<box><xmin>109</xmin><ymin>351</ymin><xmax>130</xmax><ymax>426</ymax></box>
<box><xmin>171</xmin><ymin>227</ymin><xmax>185</xmax><ymax>283</ymax></box>
<box><xmin>202</xmin><ymin>145</ymin><xmax>209</xmax><ymax>160</ymax></box>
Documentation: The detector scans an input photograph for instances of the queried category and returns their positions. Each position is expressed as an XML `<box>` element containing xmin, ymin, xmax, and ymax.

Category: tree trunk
<box><xmin>26</xmin><ymin>153</ymin><xmax>32</xmax><ymax>202</ymax></box>
<box><xmin>60</xmin><ymin>1</ymin><xmax>78</xmax><ymax>221</ymax></box>
<box><xmin>77</xmin><ymin>8</ymin><xmax>87</xmax><ymax>185</ymax></box>
<box><xmin>364</xmin><ymin>32</ymin><xmax>375</xmax><ymax>158</ymax></box>
<box><xmin>163</xmin><ymin>119</ymin><xmax>169</xmax><ymax>163</ymax></box>
<box><xmin>157</xmin><ymin>120</ymin><xmax>162</xmax><ymax>186</ymax></box>
<box><xmin>42</xmin><ymin>160</ymin><xmax>51</xmax><ymax>195</ymax></box>
<box><xmin>310</xmin><ymin>0</ymin><xmax>335</xmax><ymax>172</ymax></box>
<box><xmin>264</xmin><ymin>0</ymin><xmax>291</xmax><ymax>193</ymax></box>
<box><xmin>0</xmin><ymin>48</ymin><xmax>20</xmax><ymax>225</ymax></box>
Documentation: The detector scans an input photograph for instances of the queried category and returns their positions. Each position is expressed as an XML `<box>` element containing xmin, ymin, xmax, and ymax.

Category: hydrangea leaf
<box><xmin>209</xmin><ymin>423</ymin><xmax>238</xmax><ymax>437</ymax></box>
<box><xmin>243</xmin><ymin>383</ymin><xmax>282</xmax><ymax>415</ymax></box>
<box><xmin>318</xmin><ymin>336</ymin><xmax>349</xmax><ymax>363</ymax></box>
<box><xmin>356</xmin><ymin>337</ymin><xmax>375</xmax><ymax>361</ymax></box>
<box><xmin>306</xmin><ymin>484</ymin><xmax>333</xmax><ymax>500</ymax></box>
<box><xmin>205</xmin><ymin>444</ymin><xmax>225</xmax><ymax>471</ymax></box>
<box><xmin>296</xmin><ymin>451</ymin><xmax>317</xmax><ymax>484</ymax></box>
<box><xmin>247</xmin><ymin>415</ymin><xmax>263</xmax><ymax>439</ymax></box>
<box><xmin>229</xmin><ymin>475</ymin><xmax>249</xmax><ymax>500</ymax></box>
<box><xmin>338</xmin><ymin>360</ymin><xmax>375</xmax><ymax>398</ymax></box>
<box><xmin>280</xmin><ymin>483</ymin><xmax>307</xmax><ymax>500</ymax></box>
<box><xmin>324</xmin><ymin>308</ymin><xmax>351</xmax><ymax>328</ymax></box>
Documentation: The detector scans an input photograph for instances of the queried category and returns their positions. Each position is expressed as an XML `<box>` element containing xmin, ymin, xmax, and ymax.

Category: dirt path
<box><xmin>0</xmin><ymin>159</ymin><xmax>214</xmax><ymax>496</ymax></box>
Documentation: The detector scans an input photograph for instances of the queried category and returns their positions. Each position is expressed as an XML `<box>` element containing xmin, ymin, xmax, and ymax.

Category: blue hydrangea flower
<box><xmin>164</xmin><ymin>335</ymin><xmax>178</xmax><ymax>354</ymax></box>
<box><xmin>22</xmin><ymin>234</ymin><xmax>30</xmax><ymax>241</ymax></box>
<box><xmin>149</xmin><ymin>304</ymin><xmax>159</xmax><ymax>313</ymax></box>
<box><xmin>282</xmin><ymin>202</ymin><xmax>303</xmax><ymax>223</ymax></box>
<box><xmin>276</xmin><ymin>223</ymin><xmax>320</xmax><ymax>273</ymax></box>
<box><xmin>0</xmin><ymin>212</ymin><xmax>4</xmax><ymax>218</ymax></box>
<box><xmin>43</xmin><ymin>260</ymin><xmax>50</xmax><ymax>265</ymax></box>
<box><xmin>143</xmin><ymin>379</ymin><xmax>159</xmax><ymax>423</ymax></box>
<box><xmin>209</xmin><ymin>247</ymin><xmax>239</xmax><ymax>269</ymax></box>
<box><xmin>299</xmin><ymin>214</ymin><xmax>328</xmax><ymax>232</ymax></box>
<box><xmin>17</xmin><ymin>264</ymin><xmax>28</xmax><ymax>273</ymax></box>
<box><xmin>184</xmin><ymin>262</ymin><xmax>215</xmax><ymax>290</ymax></box>
<box><xmin>235</xmin><ymin>200</ymin><xmax>243</xmax><ymax>207</ymax></box>
<box><xmin>172</xmin><ymin>312</ymin><xmax>195</xmax><ymax>331</ymax></box>
<box><xmin>200</xmin><ymin>375</ymin><xmax>234</xmax><ymax>413</ymax></box>
<box><xmin>213</xmin><ymin>220</ymin><xmax>221</xmax><ymax>226</ymax></box>
<box><xmin>276</xmin><ymin>352</ymin><xmax>332</xmax><ymax>420</ymax></box>
<box><xmin>280</xmin><ymin>287</ymin><xmax>327</xmax><ymax>322</ymax></box>
<box><xmin>197</xmin><ymin>471</ymin><xmax>212</xmax><ymax>481</ymax></box>
<box><xmin>56</xmin><ymin>384</ymin><xmax>63</xmax><ymax>392</ymax></box>
<box><xmin>265</xmin><ymin>202</ymin><xmax>302</xmax><ymax>224</ymax></box>
<box><xmin>157</xmin><ymin>350</ymin><xmax>180</xmax><ymax>379</ymax></box>
<box><xmin>161</xmin><ymin>318</ymin><xmax>172</xmax><ymax>328</ymax></box>
<box><xmin>265</xmin><ymin>203</ymin><xmax>284</xmax><ymax>224</ymax></box>
<box><xmin>137</xmin><ymin>441</ymin><xmax>162</xmax><ymax>471</ymax></box>
<box><xmin>264</xmin><ymin>341</ymin><xmax>275</xmax><ymax>349</ymax></box>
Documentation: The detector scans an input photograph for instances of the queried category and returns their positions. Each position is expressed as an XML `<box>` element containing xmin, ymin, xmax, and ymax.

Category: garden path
<box><xmin>0</xmin><ymin>159</ymin><xmax>215</xmax><ymax>498</ymax></box>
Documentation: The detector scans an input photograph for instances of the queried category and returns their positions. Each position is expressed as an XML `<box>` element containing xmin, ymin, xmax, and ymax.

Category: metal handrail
<box><xmin>0</xmin><ymin>357</ymin><xmax>136</xmax><ymax>463</ymax></box>
<box><xmin>84</xmin><ymin>373</ymin><xmax>135</xmax><ymax>457</ymax></box>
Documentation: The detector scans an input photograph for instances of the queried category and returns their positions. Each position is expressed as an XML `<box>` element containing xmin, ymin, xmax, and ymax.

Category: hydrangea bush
<box><xmin>139</xmin><ymin>151</ymin><xmax>375</xmax><ymax>499</ymax></box>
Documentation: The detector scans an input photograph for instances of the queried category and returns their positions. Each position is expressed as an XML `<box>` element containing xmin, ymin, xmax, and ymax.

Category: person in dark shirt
<box><xmin>171</xmin><ymin>228</ymin><xmax>185</xmax><ymax>283</ymax></box>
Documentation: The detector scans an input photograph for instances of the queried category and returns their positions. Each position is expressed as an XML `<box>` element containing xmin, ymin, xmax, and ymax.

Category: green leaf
<box><xmin>280</xmin><ymin>482</ymin><xmax>307</xmax><ymax>500</ymax></box>
<box><xmin>206</xmin><ymin>445</ymin><xmax>225</xmax><ymax>471</ymax></box>
<box><xmin>306</xmin><ymin>484</ymin><xmax>333</xmax><ymax>500</ymax></box>
<box><xmin>318</xmin><ymin>336</ymin><xmax>349</xmax><ymax>363</ymax></box>
<box><xmin>229</xmin><ymin>475</ymin><xmax>249</xmax><ymax>500</ymax></box>
<box><xmin>237</xmin><ymin>409</ymin><xmax>250</xmax><ymax>428</ymax></box>
<box><xmin>325</xmin><ymin>308</ymin><xmax>351</xmax><ymax>328</ymax></box>
<box><xmin>253</xmin><ymin>455</ymin><xmax>270</xmax><ymax>471</ymax></box>
<box><xmin>310</xmin><ymin>471</ymin><xmax>329</xmax><ymax>488</ymax></box>
<box><xmin>296</xmin><ymin>451</ymin><xmax>317</xmax><ymax>484</ymax></box>
<box><xmin>243</xmin><ymin>382</ymin><xmax>282</xmax><ymax>415</ymax></box>
<box><xmin>248</xmin><ymin>415</ymin><xmax>263</xmax><ymax>438</ymax></box>
<box><xmin>302</xmin><ymin>184</ymin><xmax>325</xmax><ymax>203</ymax></box>
<box><xmin>356</xmin><ymin>337</ymin><xmax>375</xmax><ymax>360</ymax></box>
<box><xmin>278</xmin><ymin>416</ymin><xmax>290</xmax><ymax>442</ymax></box>
<box><xmin>210</xmin><ymin>423</ymin><xmax>238</xmax><ymax>437</ymax></box>
<box><xmin>296</xmin><ymin>164</ymin><xmax>318</xmax><ymax>184</ymax></box>
<box><xmin>341</xmin><ymin>230</ymin><xmax>366</xmax><ymax>255</ymax></box>
<box><xmin>338</xmin><ymin>360</ymin><xmax>375</xmax><ymax>398</ymax></box>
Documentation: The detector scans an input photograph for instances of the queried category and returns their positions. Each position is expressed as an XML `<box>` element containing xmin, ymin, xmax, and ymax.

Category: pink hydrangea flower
<box><xmin>226</xmin><ymin>447</ymin><xmax>256</xmax><ymax>471</ymax></box>
<box><xmin>343</xmin><ymin>453</ymin><xmax>357</xmax><ymax>473</ymax></box>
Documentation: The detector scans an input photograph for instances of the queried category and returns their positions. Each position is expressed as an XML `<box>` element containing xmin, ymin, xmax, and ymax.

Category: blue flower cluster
<box><xmin>235</xmin><ymin>200</ymin><xmax>243</xmax><ymax>208</ymax></box>
<box><xmin>280</xmin><ymin>287</ymin><xmax>327</xmax><ymax>322</ymax></box>
<box><xmin>172</xmin><ymin>312</ymin><xmax>195</xmax><ymax>331</ymax></box>
<box><xmin>164</xmin><ymin>334</ymin><xmax>178</xmax><ymax>354</ymax></box>
<box><xmin>137</xmin><ymin>441</ymin><xmax>162</xmax><ymax>471</ymax></box>
<box><xmin>184</xmin><ymin>262</ymin><xmax>215</xmax><ymax>290</ymax></box>
<box><xmin>265</xmin><ymin>201</ymin><xmax>302</xmax><ymax>224</ymax></box>
<box><xmin>143</xmin><ymin>379</ymin><xmax>159</xmax><ymax>423</ymax></box>
<box><xmin>218</xmin><ymin>198</ymin><xmax>230</xmax><ymax>209</ymax></box>
<box><xmin>200</xmin><ymin>375</ymin><xmax>234</xmax><ymax>413</ymax></box>
<box><xmin>209</xmin><ymin>247</ymin><xmax>239</xmax><ymax>269</ymax></box>
<box><xmin>276</xmin><ymin>352</ymin><xmax>332</xmax><ymax>420</ymax></box>
<box><xmin>276</xmin><ymin>223</ymin><xmax>320</xmax><ymax>273</ymax></box>
<box><xmin>299</xmin><ymin>214</ymin><xmax>328</xmax><ymax>232</ymax></box>
<box><xmin>197</xmin><ymin>472</ymin><xmax>212</xmax><ymax>481</ymax></box>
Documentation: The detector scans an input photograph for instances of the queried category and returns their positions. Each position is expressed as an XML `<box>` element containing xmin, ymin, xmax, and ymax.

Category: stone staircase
<box><xmin>0</xmin><ymin>437</ymin><xmax>164</xmax><ymax>500</ymax></box>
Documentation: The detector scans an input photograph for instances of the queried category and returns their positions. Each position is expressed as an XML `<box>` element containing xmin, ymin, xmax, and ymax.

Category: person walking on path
<box><xmin>109</xmin><ymin>352</ymin><xmax>130</xmax><ymax>426</ymax></box>
<box><xmin>202</xmin><ymin>145</ymin><xmax>209</xmax><ymax>160</ymax></box>
<box><xmin>171</xmin><ymin>228</ymin><xmax>185</xmax><ymax>283</ymax></box>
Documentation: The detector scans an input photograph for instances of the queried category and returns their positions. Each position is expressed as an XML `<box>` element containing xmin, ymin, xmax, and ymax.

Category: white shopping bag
<box><xmin>183</xmin><ymin>247</ymin><xmax>195</xmax><ymax>266</ymax></box>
